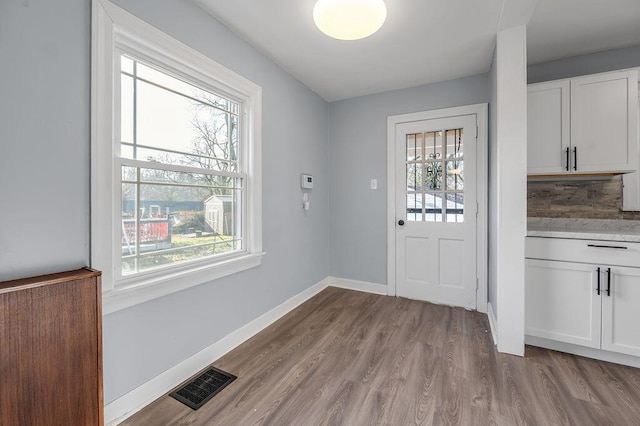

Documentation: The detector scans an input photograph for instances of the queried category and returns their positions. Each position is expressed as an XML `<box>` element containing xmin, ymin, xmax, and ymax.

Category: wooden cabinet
<box><xmin>527</xmin><ymin>69</ymin><xmax>638</xmax><ymax>175</ymax></box>
<box><xmin>0</xmin><ymin>268</ymin><xmax>103</xmax><ymax>426</ymax></box>
<box><xmin>526</xmin><ymin>237</ymin><xmax>640</xmax><ymax>362</ymax></box>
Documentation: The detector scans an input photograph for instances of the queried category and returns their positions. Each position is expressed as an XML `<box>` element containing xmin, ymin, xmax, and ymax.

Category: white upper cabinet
<box><xmin>527</xmin><ymin>80</ymin><xmax>570</xmax><ymax>174</ymax></box>
<box><xmin>571</xmin><ymin>71</ymin><xmax>638</xmax><ymax>173</ymax></box>
<box><xmin>527</xmin><ymin>69</ymin><xmax>638</xmax><ymax>175</ymax></box>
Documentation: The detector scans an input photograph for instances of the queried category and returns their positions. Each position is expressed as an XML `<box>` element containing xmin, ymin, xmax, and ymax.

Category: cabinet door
<box><xmin>527</xmin><ymin>80</ymin><xmax>570</xmax><ymax>174</ymax></box>
<box><xmin>601</xmin><ymin>266</ymin><xmax>640</xmax><ymax>357</ymax></box>
<box><xmin>0</xmin><ymin>270</ymin><xmax>102</xmax><ymax>426</ymax></box>
<box><xmin>570</xmin><ymin>70</ymin><xmax>638</xmax><ymax>173</ymax></box>
<box><xmin>525</xmin><ymin>259</ymin><xmax>601</xmax><ymax>348</ymax></box>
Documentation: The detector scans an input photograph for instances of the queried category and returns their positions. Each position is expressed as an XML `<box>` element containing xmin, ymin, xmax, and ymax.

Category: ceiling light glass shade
<box><xmin>313</xmin><ymin>0</ymin><xmax>387</xmax><ymax>41</ymax></box>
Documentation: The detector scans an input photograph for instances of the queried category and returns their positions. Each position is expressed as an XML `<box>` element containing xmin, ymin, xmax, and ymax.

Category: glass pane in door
<box><xmin>405</xmin><ymin>128</ymin><xmax>466</xmax><ymax>224</ymax></box>
<box><xmin>445</xmin><ymin>128</ymin><xmax>464</xmax><ymax>159</ymax></box>
<box><xmin>425</xmin><ymin>161</ymin><xmax>443</xmax><ymax>190</ymax></box>
<box><xmin>425</xmin><ymin>193</ymin><xmax>443</xmax><ymax>222</ymax></box>
<box><xmin>406</xmin><ymin>133</ymin><xmax>423</xmax><ymax>161</ymax></box>
<box><xmin>445</xmin><ymin>192</ymin><xmax>464</xmax><ymax>223</ymax></box>
<box><xmin>425</xmin><ymin>131</ymin><xmax>443</xmax><ymax>160</ymax></box>
<box><xmin>446</xmin><ymin>160</ymin><xmax>464</xmax><ymax>190</ymax></box>
<box><xmin>407</xmin><ymin>162</ymin><xmax>423</xmax><ymax>191</ymax></box>
<box><xmin>407</xmin><ymin>192</ymin><xmax>422</xmax><ymax>221</ymax></box>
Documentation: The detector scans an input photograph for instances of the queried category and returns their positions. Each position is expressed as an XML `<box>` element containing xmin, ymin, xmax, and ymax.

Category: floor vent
<box><xmin>169</xmin><ymin>366</ymin><xmax>237</xmax><ymax>410</ymax></box>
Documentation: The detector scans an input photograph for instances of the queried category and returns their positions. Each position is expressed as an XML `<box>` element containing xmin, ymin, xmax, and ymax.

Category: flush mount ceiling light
<box><xmin>313</xmin><ymin>0</ymin><xmax>387</xmax><ymax>41</ymax></box>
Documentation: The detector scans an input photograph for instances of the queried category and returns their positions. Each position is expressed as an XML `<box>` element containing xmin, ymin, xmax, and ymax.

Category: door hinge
<box><xmin>476</xmin><ymin>277</ymin><xmax>479</xmax><ymax>290</ymax></box>
<box><xmin>476</xmin><ymin>125</ymin><xmax>478</xmax><ymax>139</ymax></box>
<box><xmin>475</xmin><ymin>201</ymin><xmax>479</xmax><ymax>217</ymax></box>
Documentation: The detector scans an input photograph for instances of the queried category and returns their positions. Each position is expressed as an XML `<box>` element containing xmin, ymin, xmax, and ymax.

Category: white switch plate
<box><xmin>370</xmin><ymin>179</ymin><xmax>377</xmax><ymax>190</ymax></box>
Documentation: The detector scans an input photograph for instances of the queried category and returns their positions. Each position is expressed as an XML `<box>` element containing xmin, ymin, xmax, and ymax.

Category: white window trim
<box><xmin>91</xmin><ymin>0</ymin><xmax>263</xmax><ymax>314</ymax></box>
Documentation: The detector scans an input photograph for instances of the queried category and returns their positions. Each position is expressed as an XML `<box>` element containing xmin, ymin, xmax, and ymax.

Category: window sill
<box><xmin>102</xmin><ymin>252</ymin><xmax>265</xmax><ymax>315</ymax></box>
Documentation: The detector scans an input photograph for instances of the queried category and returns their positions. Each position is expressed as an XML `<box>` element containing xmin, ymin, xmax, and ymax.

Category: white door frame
<box><xmin>387</xmin><ymin>103</ymin><xmax>488</xmax><ymax>313</ymax></box>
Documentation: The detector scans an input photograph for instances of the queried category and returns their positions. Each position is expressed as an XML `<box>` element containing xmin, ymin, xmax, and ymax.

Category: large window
<box><xmin>92</xmin><ymin>0</ymin><xmax>262</xmax><ymax>313</ymax></box>
<box><xmin>119</xmin><ymin>55</ymin><xmax>244</xmax><ymax>276</ymax></box>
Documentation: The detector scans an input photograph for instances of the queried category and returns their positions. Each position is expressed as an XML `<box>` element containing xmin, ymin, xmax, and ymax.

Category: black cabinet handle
<box><xmin>398</xmin><ymin>220</ymin><xmax>405</xmax><ymax>226</ymax></box>
<box><xmin>607</xmin><ymin>268</ymin><xmax>611</xmax><ymax>296</ymax></box>
<box><xmin>565</xmin><ymin>147</ymin><xmax>570</xmax><ymax>171</ymax></box>
<box><xmin>596</xmin><ymin>267</ymin><xmax>601</xmax><ymax>295</ymax></box>
<box><xmin>573</xmin><ymin>147</ymin><xmax>577</xmax><ymax>171</ymax></box>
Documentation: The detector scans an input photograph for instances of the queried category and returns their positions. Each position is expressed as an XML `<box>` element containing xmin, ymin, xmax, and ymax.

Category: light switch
<box><xmin>370</xmin><ymin>179</ymin><xmax>377</xmax><ymax>190</ymax></box>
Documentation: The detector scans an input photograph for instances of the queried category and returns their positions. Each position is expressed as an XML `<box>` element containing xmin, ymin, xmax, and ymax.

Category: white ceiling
<box><xmin>527</xmin><ymin>0</ymin><xmax>640</xmax><ymax>64</ymax></box>
<box><xmin>195</xmin><ymin>0</ymin><xmax>640</xmax><ymax>102</ymax></box>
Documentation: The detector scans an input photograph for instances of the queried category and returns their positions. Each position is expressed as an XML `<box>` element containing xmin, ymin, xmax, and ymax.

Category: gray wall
<box><xmin>0</xmin><ymin>0</ymin><xmax>90</xmax><ymax>279</ymax></box>
<box><xmin>327</xmin><ymin>75</ymin><xmax>489</xmax><ymax>285</ymax></box>
<box><xmin>488</xmin><ymin>50</ymin><xmax>498</xmax><ymax>314</ymax></box>
<box><xmin>528</xmin><ymin>44</ymin><xmax>640</xmax><ymax>83</ymax></box>
<box><xmin>1</xmin><ymin>0</ymin><xmax>329</xmax><ymax>404</ymax></box>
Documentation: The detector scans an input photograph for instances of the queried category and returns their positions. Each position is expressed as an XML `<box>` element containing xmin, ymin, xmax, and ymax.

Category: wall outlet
<box><xmin>370</xmin><ymin>179</ymin><xmax>377</xmax><ymax>190</ymax></box>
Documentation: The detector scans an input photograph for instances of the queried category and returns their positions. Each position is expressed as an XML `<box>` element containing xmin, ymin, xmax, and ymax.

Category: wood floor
<box><xmin>122</xmin><ymin>287</ymin><xmax>640</xmax><ymax>425</ymax></box>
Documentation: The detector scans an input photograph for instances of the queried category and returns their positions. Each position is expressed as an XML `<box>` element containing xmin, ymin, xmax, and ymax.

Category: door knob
<box><xmin>398</xmin><ymin>220</ymin><xmax>405</xmax><ymax>226</ymax></box>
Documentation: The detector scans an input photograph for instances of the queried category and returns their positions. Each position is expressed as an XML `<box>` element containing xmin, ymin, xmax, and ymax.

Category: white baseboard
<box><xmin>328</xmin><ymin>277</ymin><xmax>388</xmax><ymax>295</ymax></box>
<box><xmin>487</xmin><ymin>302</ymin><xmax>499</xmax><ymax>347</ymax></box>
<box><xmin>525</xmin><ymin>335</ymin><xmax>640</xmax><ymax>368</ymax></box>
<box><xmin>105</xmin><ymin>277</ymin><xmax>330</xmax><ymax>425</ymax></box>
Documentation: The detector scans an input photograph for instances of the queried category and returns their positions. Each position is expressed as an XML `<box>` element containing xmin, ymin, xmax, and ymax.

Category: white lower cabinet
<box><xmin>526</xmin><ymin>237</ymin><xmax>640</xmax><ymax>361</ymax></box>
<box><xmin>601</xmin><ymin>266</ymin><xmax>640</xmax><ymax>357</ymax></box>
<box><xmin>526</xmin><ymin>259</ymin><xmax>601</xmax><ymax>348</ymax></box>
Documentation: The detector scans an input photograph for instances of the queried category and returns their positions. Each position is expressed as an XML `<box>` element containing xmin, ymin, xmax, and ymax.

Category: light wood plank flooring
<box><xmin>122</xmin><ymin>287</ymin><xmax>640</xmax><ymax>425</ymax></box>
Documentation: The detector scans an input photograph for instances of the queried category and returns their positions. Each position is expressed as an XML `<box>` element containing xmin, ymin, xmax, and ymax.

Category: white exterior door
<box><xmin>394</xmin><ymin>114</ymin><xmax>477</xmax><ymax>309</ymax></box>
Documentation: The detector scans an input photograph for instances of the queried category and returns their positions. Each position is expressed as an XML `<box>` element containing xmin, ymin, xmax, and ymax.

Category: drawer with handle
<box><xmin>526</xmin><ymin>237</ymin><xmax>640</xmax><ymax>268</ymax></box>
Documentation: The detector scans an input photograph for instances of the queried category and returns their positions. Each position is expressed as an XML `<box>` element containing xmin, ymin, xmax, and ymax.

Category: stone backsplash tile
<box><xmin>527</xmin><ymin>178</ymin><xmax>633</xmax><ymax>220</ymax></box>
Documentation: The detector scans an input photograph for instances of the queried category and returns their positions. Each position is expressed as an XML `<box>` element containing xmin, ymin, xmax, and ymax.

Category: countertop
<box><xmin>527</xmin><ymin>218</ymin><xmax>640</xmax><ymax>243</ymax></box>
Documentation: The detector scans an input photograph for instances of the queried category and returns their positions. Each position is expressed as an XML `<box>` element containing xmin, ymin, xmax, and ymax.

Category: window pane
<box><xmin>445</xmin><ymin>192</ymin><xmax>464</xmax><ymax>223</ymax></box>
<box><xmin>425</xmin><ymin>131</ymin><xmax>443</xmax><ymax>160</ymax></box>
<box><xmin>120</xmin><ymin>179</ymin><xmax>242</xmax><ymax>276</ymax></box>
<box><xmin>133</xmin><ymin>147</ymin><xmax>238</xmax><ymax>172</ymax></box>
<box><xmin>407</xmin><ymin>162</ymin><xmax>423</xmax><ymax>191</ymax></box>
<box><xmin>122</xmin><ymin>183</ymin><xmax>137</xmax><ymax>261</ymax></box>
<box><xmin>121</xmin><ymin>74</ymin><xmax>134</xmax><ymax>145</ymax></box>
<box><xmin>134</xmin><ymin>82</ymin><xmax>238</xmax><ymax>171</ymax></box>
<box><xmin>406</xmin><ymin>133</ymin><xmax>423</xmax><ymax>161</ymax></box>
<box><xmin>446</xmin><ymin>160</ymin><xmax>464</xmax><ymax>190</ymax></box>
<box><xmin>190</xmin><ymin>103</ymin><xmax>239</xmax><ymax>170</ymax></box>
<box><xmin>425</xmin><ymin>161</ymin><xmax>442</xmax><ymax>190</ymax></box>
<box><xmin>121</xmin><ymin>144</ymin><xmax>134</xmax><ymax>159</ymax></box>
<box><xmin>445</xmin><ymin>128</ymin><xmax>463</xmax><ymax>159</ymax></box>
<box><xmin>136</xmin><ymin>61</ymin><xmax>239</xmax><ymax>115</ymax></box>
<box><xmin>407</xmin><ymin>192</ymin><xmax>422</xmax><ymax>221</ymax></box>
<box><xmin>425</xmin><ymin>193</ymin><xmax>443</xmax><ymax>222</ymax></box>
<box><xmin>122</xmin><ymin>166</ymin><xmax>137</xmax><ymax>182</ymax></box>
<box><xmin>229</xmin><ymin>114</ymin><xmax>239</xmax><ymax>163</ymax></box>
<box><xmin>121</xmin><ymin>55</ymin><xmax>240</xmax><ymax>172</ymax></box>
<box><xmin>121</xmin><ymin>55</ymin><xmax>134</xmax><ymax>74</ymax></box>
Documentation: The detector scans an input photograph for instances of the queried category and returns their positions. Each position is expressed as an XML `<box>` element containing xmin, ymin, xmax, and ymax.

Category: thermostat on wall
<box><xmin>301</xmin><ymin>174</ymin><xmax>313</xmax><ymax>189</ymax></box>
